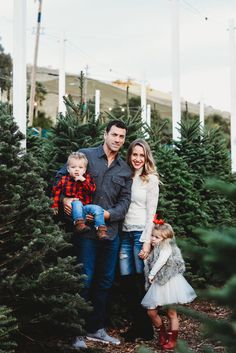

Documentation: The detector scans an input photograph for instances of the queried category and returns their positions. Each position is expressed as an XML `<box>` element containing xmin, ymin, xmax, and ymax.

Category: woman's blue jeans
<box><xmin>72</xmin><ymin>200</ymin><xmax>105</xmax><ymax>227</ymax></box>
<box><xmin>119</xmin><ymin>231</ymin><xmax>144</xmax><ymax>275</ymax></box>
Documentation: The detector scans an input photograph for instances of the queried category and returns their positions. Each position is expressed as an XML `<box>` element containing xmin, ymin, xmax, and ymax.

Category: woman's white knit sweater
<box><xmin>122</xmin><ymin>169</ymin><xmax>159</xmax><ymax>243</ymax></box>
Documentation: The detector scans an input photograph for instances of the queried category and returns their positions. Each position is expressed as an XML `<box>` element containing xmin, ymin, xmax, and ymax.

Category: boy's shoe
<box><xmin>73</xmin><ymin>336</ymin><xmax>87</xmax><ymax>349</ymax></box>
<box><xmin>75</xmin><ymin>219</ymin><xmax>90</xmax><ymax>233</ymax></box>
<box><xmin>97</xmin><ymin>225</ymin><xmax>108</xmax><ymax>239</ymax></box>
<box><xmin>87</xmin><ymin>328</ymin><xmax>120</xmax><ymax>345</ymax></box>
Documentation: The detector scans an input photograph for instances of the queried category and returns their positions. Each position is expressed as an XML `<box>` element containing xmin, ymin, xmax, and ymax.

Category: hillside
<box><xmin>33</xmin><ymin>66</ymin><xmax>230</xmax><ymax>122</ymax></box>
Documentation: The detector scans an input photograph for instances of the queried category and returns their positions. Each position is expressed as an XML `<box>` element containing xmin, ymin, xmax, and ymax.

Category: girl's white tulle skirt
<box><xmin>141</xmin><ymin>274</ymin><xmax>197</xmax><ymax>309</ymax></box>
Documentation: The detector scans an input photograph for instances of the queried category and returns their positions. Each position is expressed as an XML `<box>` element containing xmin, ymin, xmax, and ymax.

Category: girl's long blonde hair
<box><xmin>126</xmin><ymin>139</ymin><xmax>159</xmax><ymax>182</ymax></box>
<box><xmin>152</xmin><ymin>223</ymin><xmax>174</xmax><ymax>239</ymax></box>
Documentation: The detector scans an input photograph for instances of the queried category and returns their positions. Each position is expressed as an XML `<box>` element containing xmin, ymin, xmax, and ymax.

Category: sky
<box><xmin>1</xmin><ymin>0</ymin><xmax>236</xmax><ymax>112</ymax></box>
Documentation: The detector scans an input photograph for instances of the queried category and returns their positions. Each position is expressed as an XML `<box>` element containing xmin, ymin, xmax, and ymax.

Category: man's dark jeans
<box><xmin>73</xmin><ymin>234</ymin><xmax>120</xmax><ymax>333</ymax></box>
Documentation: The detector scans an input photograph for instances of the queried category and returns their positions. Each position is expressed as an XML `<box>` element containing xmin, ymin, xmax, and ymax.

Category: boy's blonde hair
<box><xmin>67</xmin><ymin>152</ymin><xmax>88</xmax><ymax>167</ymax></box>
<box><xmin>152</xmin><ymin>223</ymin><xmax>174</xmax><ymax>239</ymax></box>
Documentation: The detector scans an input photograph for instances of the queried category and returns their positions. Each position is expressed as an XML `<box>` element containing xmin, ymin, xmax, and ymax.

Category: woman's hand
<box><xmin>139</xmin><ymin>242</ymin><xmax>151</xmax><ymax>260</ymax></box>
<box><xmin>148</xmin><ymin>275</ymin><xmax>154</xmax><ymax>284</ymax></box>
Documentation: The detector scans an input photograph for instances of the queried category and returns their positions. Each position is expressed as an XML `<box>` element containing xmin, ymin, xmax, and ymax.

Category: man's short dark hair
<box><xmin>106</xmin><ymin>120</ymin><xmax>127</xmax><ymax>133</ymax></box>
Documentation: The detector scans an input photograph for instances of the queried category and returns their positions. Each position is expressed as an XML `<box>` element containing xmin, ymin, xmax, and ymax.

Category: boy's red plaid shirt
<box><xmin>52</xmin><ymin>173</ymin><xmax>96</xmax><ymax>208</ymax></box>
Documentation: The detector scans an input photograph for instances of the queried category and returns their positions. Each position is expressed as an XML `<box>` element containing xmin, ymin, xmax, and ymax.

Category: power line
<box><xmin>181</xmin><ymin>0</ymin><xmax>227</xmax><ymax>28</ymax></box>
<box><xmin>66</xmin><ymin>39</ymin><xmax>143</xmax><ymax>83</ymax></box>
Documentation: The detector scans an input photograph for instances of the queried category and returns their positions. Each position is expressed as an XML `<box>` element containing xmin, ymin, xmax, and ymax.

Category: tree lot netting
<box><xmin>1</xmin><ymin>92</ymin><xmax>236</xmax><ymax>352</ymax></box>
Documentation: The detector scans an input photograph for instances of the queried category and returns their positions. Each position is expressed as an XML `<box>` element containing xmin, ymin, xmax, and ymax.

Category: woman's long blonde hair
<box><xmin>127</xmin><ymin>139</ymin><xmax>159</xmax><ymax>182</ymax></box>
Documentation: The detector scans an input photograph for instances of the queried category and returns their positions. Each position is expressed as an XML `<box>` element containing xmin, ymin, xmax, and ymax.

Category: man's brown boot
<box><xmin>75</xmin><ymin>219</ymin><xmax>90</xmax><ymax>233</ymax></box>
<box><xmin>97</xmin><ymin>225</ymin><xmax>108</xmax><ymax>239</ymax></box>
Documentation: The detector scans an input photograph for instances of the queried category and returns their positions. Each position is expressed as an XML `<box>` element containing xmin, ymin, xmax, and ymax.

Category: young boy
<box><xmin>52</xmin><ymin>152</ymin><xmax>107</xmax><ymax>239</ymax></box>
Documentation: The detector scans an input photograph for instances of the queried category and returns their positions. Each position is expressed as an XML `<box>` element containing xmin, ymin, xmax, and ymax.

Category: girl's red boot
<box><xmin>157</xmin><ymin>323</ymin><xmax>167</xmax><ymax>346</ymax></box>
<box><xmin>162</xmin><ymin>330</ymin><xmax>178</xmax><ymax>350</ymax></box>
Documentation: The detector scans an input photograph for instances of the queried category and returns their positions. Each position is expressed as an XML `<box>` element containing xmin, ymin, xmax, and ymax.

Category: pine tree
<box><xmin>44</xmin><ymin>78</ymin><xmax>104</xmax><ymax>188</ymax></box>
<box><xmin>0</xmin><ymin>104</ymin><xmax>91</xmax><ymax>352</ymax></box>
<box><xmin>174</xmin><ymin>120</ymin><xmax>233</xmax><ymax>229</ymax></box>
<box><xmin>0</xmin><ymin>306</ymin><xmax>17</xmax><ymax>353</ymax></box>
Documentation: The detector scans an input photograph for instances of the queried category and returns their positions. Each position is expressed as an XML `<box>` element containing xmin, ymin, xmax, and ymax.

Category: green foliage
<box><xmin>151</xmin><ymin>108</ymin><xmax>172</xmax><ymax>145</ymax></box>
<box><xmin>33</xmin><ymin>111</ymin><xmax>53</xmax><ymax>130</ymax></box>
<box><xmin>27</xmin><ymin>81</ymin><xmax>52</xmax><ymax>130</ymax></box>
<box><xmin>136</xmin><ymin>345</ymin><xmax>155</xmax><ymax>353</ymax></box>
<box><xmin>205</xmin><ymin>114</ymin><xmax>230</xmax><ymax>149</ymax></box>
<box><xmin>27</xmin><ymin>81</ymin><xmax>48</xmax><ymax>108</ymax></box>
<box><xmin>175</xmin><ymin>120</ymin><xmax>233</xmax><ymax>230</ymax></box>
<box><xmin>0</xmin><ymin>41</ymin><xmax>12</xmax><ymax>101</ymax></box>
<box><xmin>45</xmin><ymin>96</ymin><xmax>103</xmax><ymax>184</ymax></box>
<box><xmin>0</xmin><ymin>306</ymin><xmax>17</xmax><ymax>353</ymax></box>
<box><xmin>0</xmin><ymin>104</ymin><xmax>91</xmax><ymax>352</ymax></box>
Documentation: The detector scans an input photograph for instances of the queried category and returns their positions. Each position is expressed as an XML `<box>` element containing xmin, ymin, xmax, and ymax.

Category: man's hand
<box><xmin>104</xmin><ymin>210</ymin><xmax>110</xmax><ymax>220</ymax></box>
<box><xmin>86</xmin><ymin>210</ymin><xmax>110</xmax><ymax>223</ymax></box>
<box><xmin>86</xmin><ymin>214</ymin><xmax>94</xmax><ymax>222</ymax></box>
<box><xmin>139</xmin><ymin>242</ymin><xmax>151</xmax><ymax>260</ymax></box>
<box><xmin>53</xmin><ymin>208</ymin><xmax>59</xmax><ymax>215</ymax></box>
<box><xmin>63</xmin><ymin>197</ymin><xmax>77</xmax><ymax>216</ymax></box>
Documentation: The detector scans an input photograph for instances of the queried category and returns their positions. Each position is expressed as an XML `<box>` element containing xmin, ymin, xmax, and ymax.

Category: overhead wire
<box><xmin>181</xmin><ymin>0</ymin><xmax>230</xmax><ymax>29</ymax></box>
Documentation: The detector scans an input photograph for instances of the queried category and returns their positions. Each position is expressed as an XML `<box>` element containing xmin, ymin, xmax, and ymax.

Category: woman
<box><xmin>119</xmin><ymin>138</ymin><xmax>159</xmax><ymax>341</ymax></box>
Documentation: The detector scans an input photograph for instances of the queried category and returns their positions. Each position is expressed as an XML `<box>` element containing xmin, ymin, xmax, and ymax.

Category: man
<box><xmin>55</xmin><ymin>120</ymin><xmax>132</xmax><ymax>348</ymax></box>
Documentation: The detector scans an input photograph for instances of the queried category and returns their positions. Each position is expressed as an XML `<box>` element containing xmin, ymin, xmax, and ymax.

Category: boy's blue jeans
<box><xmin>72</xmin><ymin>200</ymin><xmax>105</xmax><ymax>227</ymax></box>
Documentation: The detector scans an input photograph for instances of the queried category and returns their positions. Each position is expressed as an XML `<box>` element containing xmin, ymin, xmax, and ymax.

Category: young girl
<box><xmin>141</xmin><ymin>220</ymin><xmax>196</xmax><ymax>350</ymax></box>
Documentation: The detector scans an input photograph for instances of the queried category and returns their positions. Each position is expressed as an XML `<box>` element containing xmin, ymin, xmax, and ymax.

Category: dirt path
<box><xmin>85</xmin><ymin>299</ymin><xmax>229</xmax><ymax>353</ymax></box>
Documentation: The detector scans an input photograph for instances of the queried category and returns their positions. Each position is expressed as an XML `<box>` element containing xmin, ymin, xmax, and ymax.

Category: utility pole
<box><xmin>200</xmin><ymin>95</ymin><xmax>204</xmax><ymax>128</ymax></box>
<box><xmin>126</xmin><ymin>85</ymin><xmax>130</xmax><ymax>117</ymax></box>
<box><xmin>146</xmin><ymin>104</ymin><xmax>151</xmax><ymax>127</ymax></box>
<box><xmin>141</xmin><ymin>81</ymin><xmax>147</xmax><ymax>125</ymax></box>
<box><xmin>229</xmin><ymin>18</ymin><xmax>236</xmax><ymax>173</ymax></box>
<box><xmin>28</xmin><ymin>0</ymin><xmax>43</xmax><ymax>127</ymax></box>
<box><xmin>171</xmin><ymin>0</ymin><xmax>181</xmax><ymax>141</ymax></box>
<box><xmin>95</xmin><ymin>89</ymin><xmax>100</xmax><ymax>120</ymax></box>
<box><xmin>59</xmin><ymin>32</ymin><xmax>66</xmax><ymax>115</ymax></box>
<box><xmin>13</xmin><ymin>0</ymin><xmax>27</xmax><ymax>150</ymax></box>
<box><xmin>83</xmin><ymin>65</ymin><xmax>89</xmax><ymax>112</ymax></box>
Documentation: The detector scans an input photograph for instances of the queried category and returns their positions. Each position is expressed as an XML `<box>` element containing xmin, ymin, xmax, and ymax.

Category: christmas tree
<box><xmin>0</xmin><ymin>104</ymin><xmax>91</xmax><ymax>352</ymax></box>
<box><xmin>0</xmin><ymin>306</ymin><xmax>17</xmax><ymax>353</ymax></box>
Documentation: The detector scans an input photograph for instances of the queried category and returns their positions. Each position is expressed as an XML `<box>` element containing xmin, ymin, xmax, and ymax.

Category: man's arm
<box><xmin>106</xmin><ymin>176</ymin><xmax>132</xmax><ymax>222</ymax></box>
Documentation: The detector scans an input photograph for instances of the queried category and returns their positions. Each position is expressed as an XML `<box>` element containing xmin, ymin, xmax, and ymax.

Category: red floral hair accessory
<box><xmin>153</xmin><ymin>214</ymin><xmax>165</xmax><ymax>225</ymax></box>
